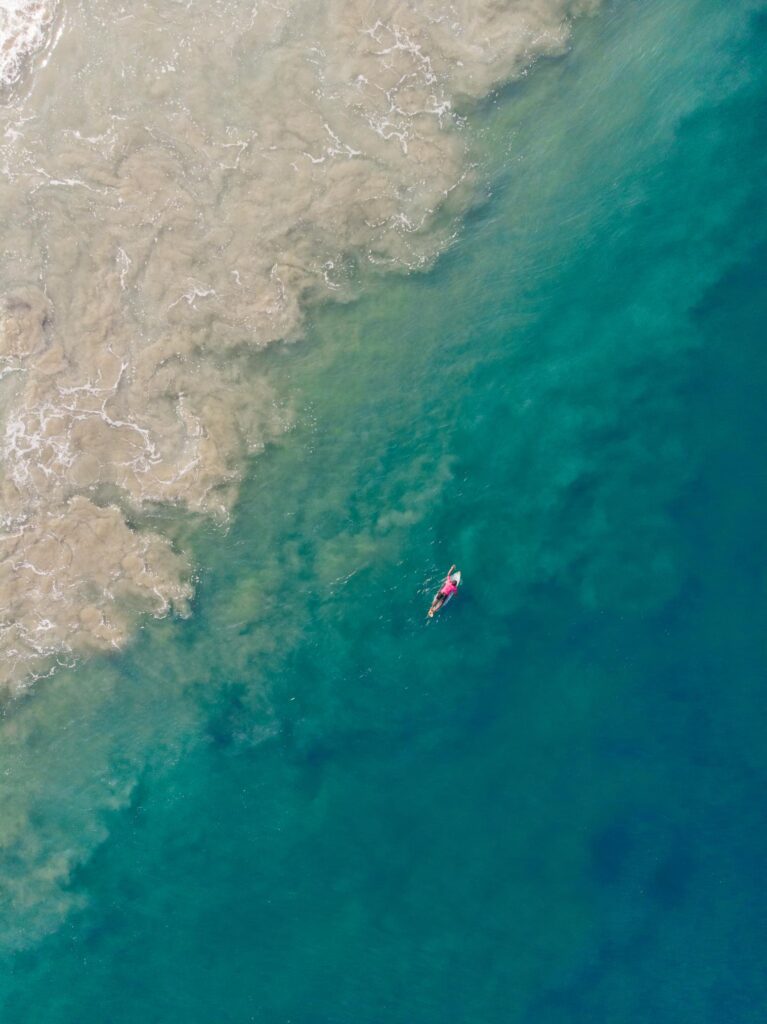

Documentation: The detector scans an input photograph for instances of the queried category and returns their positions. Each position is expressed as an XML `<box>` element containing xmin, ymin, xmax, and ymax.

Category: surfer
<box><xmin>428</xmin><ymin>565</ymin><xmax>460</xmax><ymax>618</ymax></box>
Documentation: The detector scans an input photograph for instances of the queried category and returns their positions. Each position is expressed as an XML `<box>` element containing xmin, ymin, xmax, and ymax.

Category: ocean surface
<box><xmin>1</xmin><ymin>0</ymin><xmax>767</xmax><ymax>1021</ymax></box>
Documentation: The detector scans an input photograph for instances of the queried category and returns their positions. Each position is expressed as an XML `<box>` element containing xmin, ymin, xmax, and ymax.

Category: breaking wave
<box><xmin>0</xmin><ymin>0</ymin><xmax>57</xmax><ymax>86</ymax></box>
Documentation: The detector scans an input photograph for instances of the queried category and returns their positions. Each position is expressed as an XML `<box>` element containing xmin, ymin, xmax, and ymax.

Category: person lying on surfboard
<box><xmin>428</xmin><ymin>565</ymin><xmax>460</xmax><ymax>618</ymax></box>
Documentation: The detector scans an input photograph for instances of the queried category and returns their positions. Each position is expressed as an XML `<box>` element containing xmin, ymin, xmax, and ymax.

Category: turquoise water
<box><xmin>2</xmin><ymin>0</ymin><xmax>767</xmax><ymax>1020</ymax></box>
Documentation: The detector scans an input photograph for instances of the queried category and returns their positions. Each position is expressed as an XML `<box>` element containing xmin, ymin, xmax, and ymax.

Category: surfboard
<box><xmin>428</xmin><ymin>570</ymin><xmax>462</xmax><ymax>617</ymax></box>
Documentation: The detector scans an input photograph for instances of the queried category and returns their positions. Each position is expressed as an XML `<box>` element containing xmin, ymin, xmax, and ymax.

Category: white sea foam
<box><xmin>0</xmin><ymin>0</ymin><xmax>57</xmax><ymax>86</ymax></box>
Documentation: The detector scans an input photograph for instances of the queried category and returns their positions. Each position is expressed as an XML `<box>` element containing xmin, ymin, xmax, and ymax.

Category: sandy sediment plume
<box><xmin>0</xmin><ymin>0</ymin><xmax>595</xmax><ymax>688</ymax></box>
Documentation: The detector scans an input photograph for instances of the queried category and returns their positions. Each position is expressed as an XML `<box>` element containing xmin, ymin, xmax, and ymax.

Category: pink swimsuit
<box><xmin>440</xmin><ymin>578</ymin><xmax>458</xmax><ymax>598</ymax></box>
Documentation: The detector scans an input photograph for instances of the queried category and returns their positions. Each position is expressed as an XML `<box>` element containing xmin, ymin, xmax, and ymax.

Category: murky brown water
<box><xmin>0</xmin><ymin>0</ymin><xmax>593</xmax><ymax>688</ymax></box>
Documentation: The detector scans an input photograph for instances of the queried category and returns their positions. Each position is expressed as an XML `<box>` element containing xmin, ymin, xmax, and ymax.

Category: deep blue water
<box><xmin>2</xmin><ymin>1</ymin><xmax>767</xmax><ymax>1021</ymax></box>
